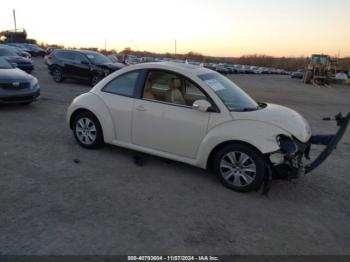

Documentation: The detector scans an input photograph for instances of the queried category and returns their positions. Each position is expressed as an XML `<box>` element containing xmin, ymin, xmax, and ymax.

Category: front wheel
<box><xmin>213</xmin><ymin>144</ymin><xmax>265</xmax><ymax>192</ymax></box>
<box><xmin>91</xmin><ymin>75</ymin><xmax>101</xmax><ymax>86</ymax></box>
<box><xmin>73</xmin><ymin>111</ymin><xmax>104</xmax><ymax>149</ymax></box>
<box><xmin>21</xmin><ymin>101</ymin><xmax>32</xmax><ymax>105</ymax></box>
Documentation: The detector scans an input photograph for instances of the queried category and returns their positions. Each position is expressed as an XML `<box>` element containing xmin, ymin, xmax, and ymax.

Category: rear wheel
<box><xmin>213</xmin><ymin>143</ymin><xmax>265</xmax><ymax>192</ymax></box>
<box><xmin>72</xmin><ymin>111</ymin><xmax>103</xmax><ymax>149</ymax></box>
<box><xmin>303</xmin><ymin>70</ymin><xmax>312</xmax><ymax>84</ymax></box>
<box><xmin>52</xmin><ymin>68</ymin><xmax>64</xmax><ymax>83</ymax></box>
<box><xmin>21</xmin><ymin>101</ymin><xmax>32</xmax><ymax>105</ymax></box>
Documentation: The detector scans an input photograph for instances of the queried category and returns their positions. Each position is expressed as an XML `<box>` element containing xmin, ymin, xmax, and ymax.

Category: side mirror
<box><xmin>192</xmin><ymin>100</ymin><xmax>212</xmax><ymax>112</ymax></box>
<box><xmin>11</xmin><ymin>63</ymin><xmax>18</xmax><ymax>68</ymax></box>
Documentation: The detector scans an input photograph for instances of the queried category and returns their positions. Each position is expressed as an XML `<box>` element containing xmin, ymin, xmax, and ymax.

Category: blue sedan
<box><xmin>0</xmin><ymin>58</ymin><xmax>40</xmax><ymax>104</ymax></box>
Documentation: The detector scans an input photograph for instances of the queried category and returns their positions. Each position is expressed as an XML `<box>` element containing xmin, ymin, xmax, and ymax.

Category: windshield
<box><xmin>108</xmin><ymin>55</ymin><xmax>118</xmax><ymax>63</ymax></box>
<box><xmin>0</xmin><ymin>58</ymin><xmax>12</xmax><ymax>69</ymax></box>
<box><xmin>0</xmin><ymin>48</ymin><xmax>17</xmax><ymax>56</ymax></box>
<box><xmin>29</xmin><ymin>44</ymin><xmax>41</xmax><ymax>50</ymax></box>
<box><xmin>86</xmin><ymin>53</ymin><xmax>111</xmax><ymax>64</ymax></box>
<box><xmin>198</xmin><ymin>72</ymin><xmax>259</xmax><ymax>112</ymax></box>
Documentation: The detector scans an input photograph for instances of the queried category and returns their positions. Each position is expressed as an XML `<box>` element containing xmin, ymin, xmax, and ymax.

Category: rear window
<box><xmin>56</xmin><ymin>51</ymin><xmax>76</xmax><ymax>60</ymax></box>
<box><xmin>102</xmin><ymin>70</ymin><xmax>140</xmax><ymax>97</ymax></box>
<box><xmin>0</xmin><ymin>48</ymin><xmax>16</xmax><ymax>56</ymax></box>
<box><xmin>55</xmin><ymin>51</ymin><xmax>65</xmax><ymax>58</ymax></box>
<box><xmin>0</xmin><ymin>57</ymin><xmax>11</xmax><ymax>68</ymax></box>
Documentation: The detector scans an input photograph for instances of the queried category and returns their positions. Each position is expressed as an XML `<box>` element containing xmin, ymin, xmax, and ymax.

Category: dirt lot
<box><xmin>0</xmin><ymin>58</ymin><xmax>350</xmax><ymax>255</ymax></box>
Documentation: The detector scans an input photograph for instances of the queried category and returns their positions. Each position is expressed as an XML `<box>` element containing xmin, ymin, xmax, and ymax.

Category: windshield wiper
<box><xmin>242</xmin><ymin>107</ymin><xmax>259</xmax><ymax>112</ymax></box>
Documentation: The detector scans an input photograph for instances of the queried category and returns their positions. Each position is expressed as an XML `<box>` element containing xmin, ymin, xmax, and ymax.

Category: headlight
<box><xmin>104</xmin><ymin>69</ymin><xmax>110</xmax><ymax>76</ymax></box>
<box><xmin>30</xmin><ymin>77</ymin><xmax>38</xmax><ymax>88</ymax></box>
<box><xmin>276</xmin><ymin>135</ymin><xmax>298</xmax><ymax>154</ymax></box>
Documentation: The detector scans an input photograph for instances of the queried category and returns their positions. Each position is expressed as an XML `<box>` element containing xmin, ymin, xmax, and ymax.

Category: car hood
<box><xmin>231</xmin><ymin>103</ymin><xmax>312</xmax><ymax>142</ymax></box>
<box><xmin>4</xmin><ymin>56</ymin><xmax>32</xmax><ymax>64</ymax></box>
<box><xmin>0</xmin><ymin>68</ymin><xmax>33</xmax><ymax>82</ymax></box>
<box><xmin>97</xmin><ymin>62</ymin><xmax>125</xmax><ymax>71</ymax></box>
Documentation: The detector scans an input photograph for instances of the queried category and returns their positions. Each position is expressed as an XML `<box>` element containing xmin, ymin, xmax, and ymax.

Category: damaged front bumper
<box><xmin>263</xmin><ymin>112</ymin><xmax>350</xmax><ymax>194</ymax></box>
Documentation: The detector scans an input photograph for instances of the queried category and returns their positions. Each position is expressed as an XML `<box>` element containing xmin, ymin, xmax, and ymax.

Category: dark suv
<box><xmin>47</xmin><ymin>50</ymin><xmax>125</xmax><ymax>86</ymax></box>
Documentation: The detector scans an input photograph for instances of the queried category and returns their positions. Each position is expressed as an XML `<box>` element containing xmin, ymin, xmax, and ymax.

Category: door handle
<box><xmin>136</xmin><ymin>105</ymin><xmax>147</xmax><ymax>112</ymax></box>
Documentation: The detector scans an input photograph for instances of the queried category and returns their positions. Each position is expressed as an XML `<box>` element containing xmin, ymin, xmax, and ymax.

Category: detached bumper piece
<box><xmin>305</xmin><ymin>112</ymin><xmax>350</xmax><ymax>174</ymax></box>
<box><xmin>262</xmin><ymin>112</ymin><xmax>350</xmax><ymax>195</ymax></box>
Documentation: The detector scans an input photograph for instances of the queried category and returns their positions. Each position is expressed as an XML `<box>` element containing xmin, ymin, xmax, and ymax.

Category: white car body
<box><xmin>67</xmin><ymin>62</ymin><xmax>311</xmax><ymax>169</ymax></box>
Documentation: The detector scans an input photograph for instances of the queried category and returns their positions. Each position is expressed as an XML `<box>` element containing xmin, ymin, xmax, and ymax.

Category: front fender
<box><xmin>196</xmin><ymin>120</ymin><xmax>291</xmax><ymax>168</ymax></box>
<box><xmin>67</xmin><ymin>92</ymin><xmax>115</xmax><ymax>143</ymax></box>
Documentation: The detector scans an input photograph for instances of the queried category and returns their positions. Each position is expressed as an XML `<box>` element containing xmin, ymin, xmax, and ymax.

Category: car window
<box><xmin>75</xmin><ymin>53</ymin><xmax>89</xmax><ymax>63</ymax></box>
<box><xmin>142</xmin><ymin>71</ymin><xmax>207</xmax><ymax>107</ymax></box>
<box><xmin>85</xmin><ymin>53</ymin><xmax>111</xmax><ymax>64</ymax></box>
<box><xmin>102</xmin><ymin>70</ymin><xmax>140</xmax><ymax>97</ymax></box>
<box><xmin>0</xmin><ymin>48</ymin><xmax>17</xmax><ymax>56</ymax></box>
<box><xmin>198</xmin><ymin>72</ymin><xmax>258</xmax><ymax>112</ymax></box>
<box><xmin>55</xmin><ymin>51</ymin><xmax>64</xmax><ymax>58</ymax></box>
<box><xmin>62</xmin><ymin>52</ymin><xmax>76</xmax><ymax>61</ymax></box>
<box><xmin>0</xmin><ymin>57</ymin><xmax>12</xmax><ymax>68</ymax></box>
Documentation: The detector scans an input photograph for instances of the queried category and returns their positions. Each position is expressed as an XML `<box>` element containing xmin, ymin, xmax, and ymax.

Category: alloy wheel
<box><xmin>75</xmin><ymin>117</ymin><xmax>97</xmax><ymax>145</ymax></box>
<box><xmin>53</xmin><ymin>69</ymin><xmax>62</xmax><ymax>82</ymax></box>
<box><xmin>219</xmin><ymin>151</ymin><xmax>257</xmax><ymax>188</ymax></box>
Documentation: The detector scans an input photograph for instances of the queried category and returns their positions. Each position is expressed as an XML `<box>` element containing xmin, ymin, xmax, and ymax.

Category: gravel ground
<box><xmin>0</xmin><ymin>58</ymin><xmax>349</xmax><ymax>255</ymax></box>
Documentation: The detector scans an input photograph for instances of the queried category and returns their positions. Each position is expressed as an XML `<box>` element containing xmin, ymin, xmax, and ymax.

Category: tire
<box><xmin>21</xmin><ymin>101</ymin><xmax>32</xmax><ymax>105</ymax></box>
<box><xmin>303</xmin><ymin>70</ymin><xmax>312</xmax><ymax>84</ymax></box>
<box><xmin>72</xmin><ymin>111</ymin><xmax>104</xmax><ymax>149</ymax></box>
<box><xmin>52</xmin><ymin>67</ymin><xmax>64</xmax><ymax>83</ymax></box>
<box><xmin>213</xmin><ymin>143</ymin><xmax>265</xmax><ymax>192</ymax></box>
<box><xmin>91</xmin><ymin>75</ymin><xmax>100</xmax><ymax>86</ymax></box>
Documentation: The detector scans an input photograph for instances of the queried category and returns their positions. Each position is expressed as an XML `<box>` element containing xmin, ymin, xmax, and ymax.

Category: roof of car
<box><xmin>56</xmin><ymin>49</ymin><xmax>100</xmax><ymax>55</ymax></box>
<box><xmin>128</xmin><ymin>62</ymin><xmax>213</xmax><ymax>75</ymax></box>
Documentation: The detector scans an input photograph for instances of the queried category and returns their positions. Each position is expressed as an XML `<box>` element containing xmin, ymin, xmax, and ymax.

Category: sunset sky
<box><xmin>1</xmin><ymin>0</ymin><xmax>349</xmax><ymax>57</ymax></box>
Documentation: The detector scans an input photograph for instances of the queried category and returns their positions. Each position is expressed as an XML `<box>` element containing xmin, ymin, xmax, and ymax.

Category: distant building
<box><xmin>0</xmin><ymin>28</ymin><xmax>35</xmax><ymax>43</ymax></box>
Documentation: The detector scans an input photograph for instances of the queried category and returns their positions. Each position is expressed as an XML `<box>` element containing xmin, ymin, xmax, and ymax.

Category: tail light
<box><xmin>47</xmin><ymin>53</ymin><xmax>54</xmax><ymax>60</ymax></box>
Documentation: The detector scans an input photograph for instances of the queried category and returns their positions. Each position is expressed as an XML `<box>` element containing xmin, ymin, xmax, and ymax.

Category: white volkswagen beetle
<box><xmin>67</xmin><ymin>62</ymin><xmax>349</xmax><ymax>193</ymax></box>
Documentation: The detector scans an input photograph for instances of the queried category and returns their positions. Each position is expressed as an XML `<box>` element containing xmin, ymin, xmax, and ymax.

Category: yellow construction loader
<box><xmin>303</xmin><ymin>54</ymin><xmax>337</xmax><ymax>86</ymax></box>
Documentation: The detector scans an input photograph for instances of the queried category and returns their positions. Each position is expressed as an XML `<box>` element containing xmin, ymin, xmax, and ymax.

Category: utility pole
<box><xmin>13</xmin><ymin>9</ymin><xmax>17</xmax><ymax>32</ymax></box>
<box><xmin>175</xmin><ymin>39</ymin><xmax>177</xmax><ymax>57</ymax></box>
<box><xmin>104</xmin><ymin>39</ymin><xmax>107</xmax><ymax>51</ymax></box>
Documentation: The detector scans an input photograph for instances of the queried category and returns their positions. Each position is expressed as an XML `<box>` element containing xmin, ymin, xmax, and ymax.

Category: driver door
<box><xmin>131</xmin><ymin>70</ymin><xmax>211</xmax><ymax>159</ymax></box>
<box><xmin>73</xmin><ymin>53</ymin><xmax>91</xmax><ymax>80</ymax></box>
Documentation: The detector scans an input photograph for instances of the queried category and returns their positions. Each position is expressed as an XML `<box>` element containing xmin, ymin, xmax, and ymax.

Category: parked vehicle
<box><xmin>67</xmin><ymin>62</ymin><xmax>349</xmax><ymax>193</ymax></box>
<box><xmin>251</xmin><ymin>66</ymin><xmax>264</xmax><ymax>74</ymax></box>
<box><xmin>5</xmin><ymin>43</ymin><xmax>31</xmax><ymax>53</ymax></box>
<box><xmin>107</xmin><ymin>54</ymin><xmax>119</xmax><ymax>63</ymax></box>
<box><xmin>7</xmin><ymin>43</ymin><xmax>46</xmax><ymax>57</ymax></box>
<box><xmin>203</xmin><ymin>63</ymin><xmax>216</xmax><ymax>71</ymax></box>
<box><xmin>234</xmin><ymin>65</ymin><xmax>247</xmax><ymax>74</ymax></box>
<box><xmin>215</xmin><ymin>65</ymin><xmax>229</xmax><ymax>75</ymax></box>
<box><xmin>242</xmin><ymin>66</ymin><xmax>254</xmax><ymax>74</ymax></box>
<box><xmin>46</xmin><ymin>47</ymin><xmax>58</xmax><ymax>55</ymax></box>
<box><xmin>0</xmin><ymin>44</ymin><xmax>31</xmax><ymax>59</ymax></box>
<box><xmin>0</xmin><ymin>47</ymin><xmax>34</xmax><ymax>73</ymax></box>
<box><xmin>47</xmin><ymin>50</ymin><xmax>125</xmax><ymax>86</ymax></box>
<box><xmin>140</xmin><ymin>57</ymin><xmax>157</xmax><ymax>63</ymax></box>
<box><xmin>21</xmin><ymin>44</ymin><xmax>46</xmax><ymax>57</ymax></box>
<box><xmin>0</xmin><ymin>57</ymin><xmax>40</xmax><ymax>104</ymax></box>
<box><xmin>291</xmin><ymin>69</ymin><xmax>304</xmax><ymax>79</ymax></box>
<box><xmin>124</xmin><ymin>55</ymin><xmax>140</xmax><ymax>65</ymax></box>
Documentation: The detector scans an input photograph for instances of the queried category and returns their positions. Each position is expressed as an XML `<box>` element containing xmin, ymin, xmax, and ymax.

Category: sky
<box><xmin>0</xmin><ymin>0</ymin><xmax>349</xmax><ymax>57</ymax></box>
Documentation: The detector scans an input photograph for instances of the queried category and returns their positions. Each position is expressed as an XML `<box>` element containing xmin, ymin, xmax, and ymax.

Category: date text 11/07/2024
<box><xmin>127</xmin><ymin>256</ymin><xmax>220</xmax><ymax>261</ymax></box>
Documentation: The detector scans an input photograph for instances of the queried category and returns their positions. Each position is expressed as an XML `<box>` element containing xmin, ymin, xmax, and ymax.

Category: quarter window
<box><xmin>142</xmin><ymin>71</ymin><xmax>207</xmax><ymax>107</ymax></box>
<box><xmin>62</xmin><ymin>52</ymin><xmax>76</xmax><ymax>61</ymax></box>
<box><xmin>102</xmin><ymin>71</ymin><xmax>140</xmax><ymax>97</ymax></box>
